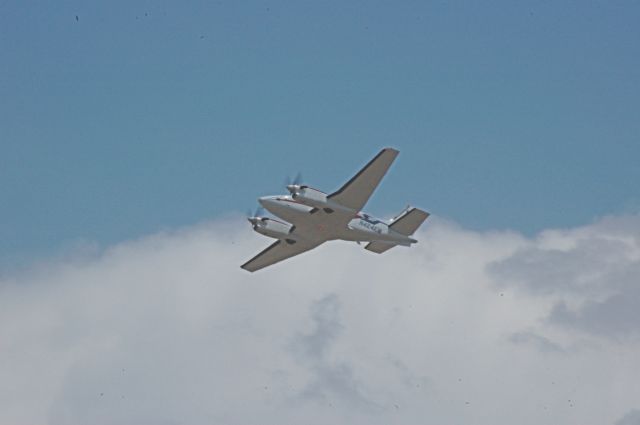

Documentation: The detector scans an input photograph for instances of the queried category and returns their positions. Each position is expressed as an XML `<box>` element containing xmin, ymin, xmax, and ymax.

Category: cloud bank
<box><xmin>1</xmin><ymin>215</ymin><xmax>639</xmax><ymax>425</ymax></box>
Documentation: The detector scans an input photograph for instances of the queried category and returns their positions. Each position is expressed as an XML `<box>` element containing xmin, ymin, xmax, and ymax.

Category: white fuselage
<box><xmin>258</xmin><ymin>195</ymin><xmax>414</xmax><ymax>246</ymax></box>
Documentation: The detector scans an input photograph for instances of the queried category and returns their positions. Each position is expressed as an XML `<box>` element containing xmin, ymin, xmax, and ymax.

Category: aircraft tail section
<box><xmin>389</xmin><ymin>207</ymin><xmax>430</xmax><ymax>236</ymax></box>
<box><xmin>365</xmin><ymin>207</ymin><xmax>429</xmax><ymax>254</ymax></box>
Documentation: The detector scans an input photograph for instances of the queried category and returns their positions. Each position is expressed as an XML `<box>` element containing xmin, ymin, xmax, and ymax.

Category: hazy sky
<box><xmin>2</xmin><ymin>0</ymin><xmax>640</xmax><ymax>264</ymax></box>
<box><xmin>2</xmin><ymin>1</ymin><xmax>640</xmax><ymax>424</ymax></box>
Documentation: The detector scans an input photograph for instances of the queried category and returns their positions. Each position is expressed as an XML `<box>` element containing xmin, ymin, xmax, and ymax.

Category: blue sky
<box><xmin>2</xmin><ymin>0</ymin><xmax>639</xmax><ymax>264</ymax></box>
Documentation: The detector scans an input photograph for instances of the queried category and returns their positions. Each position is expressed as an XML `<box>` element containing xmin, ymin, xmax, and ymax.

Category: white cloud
<box><xmin>1</xmin><ymin>215</ymin><xmax>639</xmax><ymax>425</ymax></box>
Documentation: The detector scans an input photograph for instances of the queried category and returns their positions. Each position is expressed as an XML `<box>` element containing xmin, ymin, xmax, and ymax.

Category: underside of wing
<box><xmin>328</xmin><ymin>148</ymin><xmax>399</xmax><ymax>212</ymax></box>
<box><xmin>241</xmin><ymin>239</ymin><xmax>322</xmax><ymax>272</ymax></box>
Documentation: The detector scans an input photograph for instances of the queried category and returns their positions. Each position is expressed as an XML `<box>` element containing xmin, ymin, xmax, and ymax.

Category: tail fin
<box><xmin>389</xmin><ymin>207</ymin><xmax>430</xmax><ymax>236</ymax></box>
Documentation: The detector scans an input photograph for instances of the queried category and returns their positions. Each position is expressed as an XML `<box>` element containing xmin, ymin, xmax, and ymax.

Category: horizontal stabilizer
<box><xmin>389</xmin><ymin>207</ymin><xmax>429</xmax><ymax>236</ymax></box>
<box><xmin>365</xmin><ymin>241</ymin><xmax>397</xmax><ymax>254</ymax></box>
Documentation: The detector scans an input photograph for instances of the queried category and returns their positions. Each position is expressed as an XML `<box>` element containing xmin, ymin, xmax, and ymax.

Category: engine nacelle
<box><xmin>292</xmin><ymin>187</ymin><xmax>327</xmax><ymax>208</ymax></box>
<box><xmin>252</xmin><ymin>218</ymin><xmax>294</xmax><ymax>240</ymax></box>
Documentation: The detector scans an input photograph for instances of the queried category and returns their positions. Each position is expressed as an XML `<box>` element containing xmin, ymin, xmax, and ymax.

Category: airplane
<box><xmin>241</xmin><ymin>148</ymin><xmax>429</xmax><ymax>272</ymax></box>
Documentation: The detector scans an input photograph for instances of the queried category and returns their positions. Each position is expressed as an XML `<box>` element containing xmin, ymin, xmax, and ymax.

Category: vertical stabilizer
<box><xmin>389</xmin><ymin>207</ymin><xmax>429</xmax><ymax>236</ymax></box>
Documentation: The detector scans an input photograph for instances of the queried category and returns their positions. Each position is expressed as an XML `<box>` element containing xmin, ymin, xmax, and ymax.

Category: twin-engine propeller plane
<box><xmin>241</xmin><ymin>148</ymin><xmax>429</xmax><ymax>272</ymax></box>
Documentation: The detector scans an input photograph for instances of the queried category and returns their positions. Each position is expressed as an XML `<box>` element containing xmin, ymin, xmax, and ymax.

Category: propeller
<box><xmin>284</xmin><ymin>171</ymin><xmax>303</xmax><ymax>186</ymax></box>
<box><xmin>247</xmin><ymin>206</ymin><xmax>266</xmax><ymax>226</ymax></box>
<box><xmin>285</xmin><ymin>172</ymin><xmax>303</xmax><ymax>195</ymax></box>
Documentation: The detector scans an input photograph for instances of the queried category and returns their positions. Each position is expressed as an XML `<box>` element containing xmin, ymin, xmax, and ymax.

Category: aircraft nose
<box><xmin>258</xmin><ymin>196</ymin><xmax>275</xmax><ymax>208</ymax></box>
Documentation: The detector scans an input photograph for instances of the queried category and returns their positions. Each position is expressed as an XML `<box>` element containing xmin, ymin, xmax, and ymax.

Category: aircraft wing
<box><xmin>240</xmin><ymin>239</ymin><xmax>323</xmax><ymax>272</ymax></box>
<box><xmin>328</xmin><ymin>147</ymin><xmax>399</xmax><ymax>211</ymax></box>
